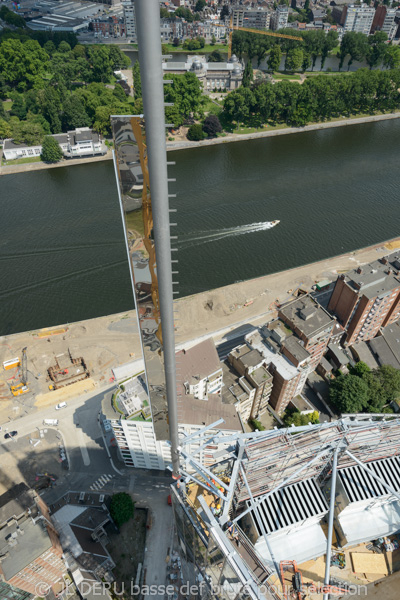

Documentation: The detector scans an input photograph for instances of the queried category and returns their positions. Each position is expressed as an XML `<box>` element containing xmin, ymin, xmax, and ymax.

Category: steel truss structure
<box><xmin>173</xmin><ymin>415</ymin><xmax>400</xmax><ymax>600</ymax></box>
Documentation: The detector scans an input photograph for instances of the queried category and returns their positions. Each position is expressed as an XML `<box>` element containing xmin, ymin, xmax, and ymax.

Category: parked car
<box><xmin>55</xmin><ymin>402</ymin><xmax>67</xmax><ymax>410</ymax></box>
<box><xmin>5</xmin><ymin>431</ymin><xmax>17</xmax><ymax>439</ymax></box>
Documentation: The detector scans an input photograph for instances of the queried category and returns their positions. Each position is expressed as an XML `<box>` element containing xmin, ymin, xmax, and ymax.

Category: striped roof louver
<box><xmin>339</xmin><ymin>456</ymin><xmax>400</xmax><ymax>503</ymax></box>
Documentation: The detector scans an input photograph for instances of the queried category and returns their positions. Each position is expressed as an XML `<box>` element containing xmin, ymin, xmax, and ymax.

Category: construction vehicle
<box><xmin>10</xmin><ymin>347</ymin><xmax>29</xmax><ymax>396</ymax></box>
<box><xmin>214</xmin><ymin>16</ymin><xmax>302</xmax><ymax>60</ymax></box>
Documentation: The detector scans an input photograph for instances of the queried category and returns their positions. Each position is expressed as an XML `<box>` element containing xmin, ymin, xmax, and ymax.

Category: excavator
<box><xmin>10</xmin><ymin>347</ymin><xmax>29</xmax><ymax>396</ymax></box>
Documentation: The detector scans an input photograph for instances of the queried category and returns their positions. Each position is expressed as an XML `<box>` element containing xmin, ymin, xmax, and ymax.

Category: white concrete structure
<box><xmin>122</xmin><ymin>0</ymin><xmax>136</xmax><ymax>42</ymax></box>
<box><xmin>381</xmin><ymin>8</ymin><xmax>397</xmax><ymax>40</ymax></box>
<box><xmin>343</xmin><ymin>4</ymin><xmax>375</xmax><ymax>35</ymax></box>
<box><xmin>3</xmin><ymin>128</ymin><xmax>106</xmax><ymax>161</ymax></box>
<box><xmin>271</xmin><ymin>5</ymin><xmax>288</xmax><ymax>31</ymax></box>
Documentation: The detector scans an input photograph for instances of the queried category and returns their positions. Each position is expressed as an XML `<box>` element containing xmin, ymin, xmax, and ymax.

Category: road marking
<box><xmin>77</xmin><ymin>429</ymin><xmax>90</xmax><ymax>466</ymax></box>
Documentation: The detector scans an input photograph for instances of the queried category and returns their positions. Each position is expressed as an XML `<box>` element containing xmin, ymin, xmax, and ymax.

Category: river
<box><xmin>1</xmin><ymin>119</ymin><xmax>400</xmax><ymax>335</ymax></box>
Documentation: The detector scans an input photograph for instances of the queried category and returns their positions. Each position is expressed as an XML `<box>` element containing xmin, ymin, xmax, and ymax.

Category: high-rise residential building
<box><xmin>227</xmin><ymin>344</ymin><xmax>273</xmax><ymax>420</ymax></box>
<box><xmin>371</xmin><ymin>6</ymin><xmax>397</xmax><ymax>40</ymax></box>
<box><xmin>342</xmin><ymin>4</ymin><xmax>375</xmax><ymax>35</ymax></box>
<box><xmin>328</xmin><ymin>256</ymin><xmax>400</xmax><ymax>346</ymax></box>
<box><xmin>271</xmin><ymin>5</ymin><xmax>289</xmax><ymax>31</ymax></box>
<box><xmin>279</xmin><ymin>295</ymin><xmax>336</xmax><ymax>369</ymax></box>
<box><xmin>232</xmin><ymin>7</ymin><xmax>271</xmax><ymax>30</ymax></box>
<box><xmin>122</xmin><ymin>0</ymin><xmax>136</xmax><ymax>41</ymax></box>
<box><xmin>0</xmin><ymin>485</ymin><xmax>66</xmax><ymax>597</ymax></box>
<box><xmin>103</xmin><ymin>339</ymin><xmax>241</xmax><ymax>470</ymax></box>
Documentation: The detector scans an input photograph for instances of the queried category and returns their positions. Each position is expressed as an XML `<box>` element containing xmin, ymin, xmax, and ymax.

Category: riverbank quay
<box><xmin>0</xmin><ymin>149</ymin><xmax>113</xmax><ymax>176</ymax></box>
<box><xmin>166</xmin><ymin>111</ymin><xmax>400</xmax><ymax>151</ymax></box>
<box><xmin>1</xmin><ymin>234</ymin><xmax>399</xmax><ymax>423</ymax></box>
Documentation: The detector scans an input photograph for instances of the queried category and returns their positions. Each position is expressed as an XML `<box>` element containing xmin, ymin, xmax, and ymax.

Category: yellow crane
<box><xmin>214</xmin><ymin>17</ymin><xmax>302</xmax><ymax>60</ymax></box>
<box><xmin>10</xmin><ymin>347</ymin><xmax>29</xmax><ymax>396</ymax></box>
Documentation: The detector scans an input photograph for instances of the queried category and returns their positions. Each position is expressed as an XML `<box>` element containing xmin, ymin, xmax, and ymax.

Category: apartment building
<box><xmin>103</xmin><ymin>339</ymin><xmax>241</xmax><ymax>470</ymax></box>
<box><xmin>227</xmin><ymin>345</ymin><xmax>273</xmax><ymax>420</ymax></box>
<box><xmin>279</xmin><ymin>295</ymin><xmax>336</xmax><ymax>369</ymax></box>
<box><xmin>232</xmin><ymin>7</ymin><xmax>271</xmax><ymax>30</ymax></box>
<box><xmin>224</xmin><ymin>317</ymin><xmax>315</xmax><ymax>416</ymax></box>
<box><xmin>122</xmin><ymin>0</ymin><xmax>136</xmax><ymax>41</ymax></box>
<box><xmin>371</xmin><ymin>6</ymin><xmax>397</xmax><ymax>40</ymax></box>
<box><xmin>0</xmin><ymin>485</ymin><xmax>66</xmax><ymax>597</ymax></box>
<box><xmin>328</xmin><ymin>256</ymin><xmax>400</xmax><ymax>346</ymax></box>
<box><xmin>271</xmin><ymin>4</ymin><xmax>289</xmax><ymax>31</ymax></box>
<box><xmin>342</xmin><ymin>4</ymin><xmax>375</xmax><ymax>35</ymax></box>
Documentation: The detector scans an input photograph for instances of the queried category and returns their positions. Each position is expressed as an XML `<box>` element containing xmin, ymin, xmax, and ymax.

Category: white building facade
<box><xmin>122</xmin><ymin>0</ymin><xmax>136</xmax><ymax>42</ymax></box>
<box><xmin>343</xmin><ymin>4</ymin><xmax>375</xmax><ymax>35</ymax></box>
<box><xmin>271</xmin><ymin>5</ymin><xmax>288</xmax><ymax>31</ymax></box>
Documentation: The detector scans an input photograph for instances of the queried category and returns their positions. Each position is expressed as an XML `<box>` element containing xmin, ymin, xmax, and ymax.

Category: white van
<box><xmin>55</xmin><ymin>402</ymin><xmax>67</xmax><ymax>410</ymax></box>
<box><xmin>43</xmin><ymin>419</ymin><xmax>58</xmax><ymax>426</ymax></box>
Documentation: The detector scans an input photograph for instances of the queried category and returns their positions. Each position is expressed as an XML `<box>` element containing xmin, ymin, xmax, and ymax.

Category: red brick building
<box><xmin>328</xmin><ymin>256</ymin><xmax>400</xmax><ymax>346</ymax></box>
<box><xmin>0</xmin><ymin>485</ymin><xmax>66</xmax><ymax>596</ymax></box>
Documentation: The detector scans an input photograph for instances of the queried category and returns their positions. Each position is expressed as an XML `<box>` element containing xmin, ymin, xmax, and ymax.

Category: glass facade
<box><xmin>0</xmin><ymin>581</ymin><xmax>32</xmax><ymax>600</ymax></box>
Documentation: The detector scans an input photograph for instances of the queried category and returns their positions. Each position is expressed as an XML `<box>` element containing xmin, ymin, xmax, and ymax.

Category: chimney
<box><xmin>381</xmin><ymin>257</ymin><xmax>388</xmax><ymax>265</ymax></box>
<box><xmin>356</xmin><ymin>267</ymin><xmax>362</xmax><ymax>274</ymax></box>
<box><xmin>386</xmin><ymin>269</ymin><xmax>392</xmax><ymax>275</ymax></box>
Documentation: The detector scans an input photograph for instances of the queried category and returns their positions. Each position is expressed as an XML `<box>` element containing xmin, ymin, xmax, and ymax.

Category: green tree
<box><xmin>62</xmin><ymin>94</ymin><xmax>90</xmax><ymax>130</ymax></box>
<box><xmin>208</xmin><ymin>50</ymin><xmax>224</xmax><ymax>62</ymax></box>
<box><xmin>10</xmin><ymin>95</ymin><xmax>27</xmax><ymax>120</ymax></box>
<box><xmin>211</xmin><ymin>35</ymin><xmax>217</xmax><ymax>46</ymax></box>
<box><xmin>164</xmin><ymin>72</ymin><xmax>203</xmax><ymax>126</ymax></box>
<box><xmin>0</xmin><ymin>118</ymin><xmax>12</xmax><ymax>139</ymax></box>
<box><xmin>174</xmin><ymin>7</ymin><xmax>194</xmax><ymax>22</ymax></box>
<box><xmin>43</xmin><ymin>40</ymin><xmax>56</xmax><ymax>56</ymax></box>
<box><xmin>384</xmin><ymin>45</ymin><xmax>400</xmax><ymax>69</ymax></box>
<box><xmin>173</xmin><ymin>37</ymin><xmax>181</xmax><ymax>48</ymax></box>
<box><xmin>132</xmin><ymin>61</ymin><xmax>141</xmax><ymax>99</ymax></box>
<box><xmin>88</xmin><ymin>46</ymin><xmax>113</xmax><ymax>83</ymax></box>
<box><xmin>57</xmin><ymin>41</ymin><xmax>71</xmax><ymax>53</ymax></box>
<box><xmin>108</xmin><ymin>45</ymin><xmax>131</xmax><ymax>70</ymax></box>
<box><xmin>268</xmin><ymin>45</ymin><xmax>282</xmax><ymax>73</ymax></box>
<box><xmin>220</xmin><ymin>5</ymin><xmax>230</xmax><ymax>20</ymax></box>
<box><xmin>374</xmin><ymin>365</ymin><xmax>400</xmax><ymax>405</ymax></box>
<box><xmin>110</xmin><ymin>492</ymin><xmax>135</xmax><ymax>527</ymax></box>
<box><xmin>242</xmin><ymin>60</ymin><xmax>253</xmax><ymax>87</ymax></box>
<box><xmin>12</xmin><ymin>120</ymin><xmax>45</xmax><ymax>145</ymax></box>
<box><xmin>366</xmin><ymin>31</ymin><xmax>388</xmax><ymax>69</ymax></box>
<box><xmin>283</xmin><ymin>408</ymin><xmax>319</xmax><ymax>426</ymax></box>
<box><xmin>329</xmin><ymin>373</ymin><xmax>370</xmax><ymax>413</ymax></box>
<box><xmin>195</xmin><ymin>0</ymin><xmax>206</xmax><ymax>11</ymax></box>
<box><xmin>187</xmin><ymin>123</ymin><xmax>205</xmax><ymax>141</ymax></box>
<box><xmin>41</xmin><ymin>135</ymin><xmax>63</xmax><ymax>162</ymax></box>
<box><xmin>112</xmin><ymin>83</ymin><xmax>127</xmax><ymax>102</ymax></box>
<box><xmin>160</xmin><ymin>7</ymin><xmax>169</xmax><ymax>18</ymax></box>
<box><xmin>93</xmin><ymin>102</ymin><xmax>131</xmax><ymax>136</ymax></box>
<box><xmin>203</xmin><ymin>114</ymin><xmax>222</xmax><ymax>137</ymax></box>
<box><xmin>285</xmin><ymin>48</ymin><xmax>304</xmax><ymax>72</ymax></box>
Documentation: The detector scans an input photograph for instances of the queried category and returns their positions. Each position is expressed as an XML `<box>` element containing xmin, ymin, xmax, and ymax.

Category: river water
<box><xmin>1</xmin><ymin>119</ymin><xmax>399</xmax><ymax>335</ymax></box>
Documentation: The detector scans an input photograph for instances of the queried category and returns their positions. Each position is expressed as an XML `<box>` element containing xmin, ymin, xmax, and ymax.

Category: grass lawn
<box><xmin>273</xmin><ymin>72</ymin><xmax>301</xmax><ymax>80</ymax></box>
<box><xmin>304</xmin><ymin>71</ymin><xmax>352</xmax><ymax>78</ymax></box>
<box><xmin>202</xmin><ymin>96</ymin><xmax>223</xmax><ymax>116</ymax></box>
<box><xmin>163</xmin><ymin>43</ymin><xmax>228</xmax><ymax>54</ymax></box>
<box><xmin>125</xmin><ymin>209</ymin><xmax>145</xmax><ymax>236</ymax></box>
<box><xmin>2</xmin><ymin>156</ymin><xmax>42</xmax><ymax>166</ymax></box>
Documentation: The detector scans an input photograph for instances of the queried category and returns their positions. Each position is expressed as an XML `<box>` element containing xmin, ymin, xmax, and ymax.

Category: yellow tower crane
<box><xmin>214</xmin><ymin>17</ymin><xmax>302</xmax><ymax>60</ymax></box>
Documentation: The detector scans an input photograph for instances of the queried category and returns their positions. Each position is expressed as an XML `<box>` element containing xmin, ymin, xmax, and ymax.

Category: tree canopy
<box><xmin>329</xmin><ymin>362</ymin><xmax>399</xmax><ymax>414</ymax></box>
<box><xmin>41</xmin><ymin>135</ymin><xmax>63</xmax><ymax>162</ymax></box>
<box><xmin>110</xmin><ymin>492</ymin><xmax>135</xmax><ymax>527</ymax></box>
<box><xmin>164</xmin><ymin>72</ymin><xmax>203</xmax><ymax>127</ymax></box>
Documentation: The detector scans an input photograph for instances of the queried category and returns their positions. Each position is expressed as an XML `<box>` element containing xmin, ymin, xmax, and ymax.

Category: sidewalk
<box><xmin>0</xmin><ymin>150</ymin><xmax>113</xmax><ymax>176</ymax></box>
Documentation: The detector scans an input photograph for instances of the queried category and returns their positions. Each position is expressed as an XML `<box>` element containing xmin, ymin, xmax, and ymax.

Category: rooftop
<box><xmin>345</xmin><ymin>259</ymin><xmax>400</xmax><ymax>299</ymax></box>
<box><xmin>0</xmin><ymin>517</ymin><xmax>52</xmax><ymax>580</ymax></box>
<box><xmin>178</xmin><ymin>393</ymin><xmax>242</xmax><ymax>432</ymax></box>
<box><xmin>245</xmin><ymin>330</ymin><xmax>300</xmax><ymax>381</ymax></box>
<box><xmin>0</xmin><ymin>483</ymin><xmax>35</xmax><ymax>526</ymax></box>
<box><xmin>282</xmin><ymin>336</ymin><xmax>311</xmax><ymax>364</ymax></box>
<box><xmin>279</xmin><ymin>295</ymin><xmax>335</xmax><ymax>339</ymax></box>
<box><xmin>176</xmin><ymin>338</ymin><xmax>221</xmax><ymax>386</ymax></box>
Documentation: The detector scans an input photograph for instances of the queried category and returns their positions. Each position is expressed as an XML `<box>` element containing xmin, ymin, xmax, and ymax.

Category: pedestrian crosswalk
<box><xmin>90</xmin><ymin>474</ymin><xmax>114</xmax><ymax>491</ymax></box>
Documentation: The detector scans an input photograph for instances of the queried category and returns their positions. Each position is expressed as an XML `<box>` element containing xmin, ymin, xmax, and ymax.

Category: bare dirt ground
<box><xmin>107</xmin><ymin>507</ymin><xmax>147</xmax><ymax>598</ymax></box>
<box><xmin>0</xmin><ymin>237</ymin><xmax>397</xmax><ymax>423</ymax></box>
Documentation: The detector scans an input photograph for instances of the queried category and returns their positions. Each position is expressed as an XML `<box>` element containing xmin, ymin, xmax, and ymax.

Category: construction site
<box><xmin>171</xmin><ymin>414</ymin><xmax>400</xmax><ymax>600</ymax></box>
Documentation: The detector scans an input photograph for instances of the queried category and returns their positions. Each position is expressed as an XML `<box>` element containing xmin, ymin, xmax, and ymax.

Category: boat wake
<box><xmin>177</xmin><ymin>221</ymin><xmax>279</xmax><ymax>249</ymax></box>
